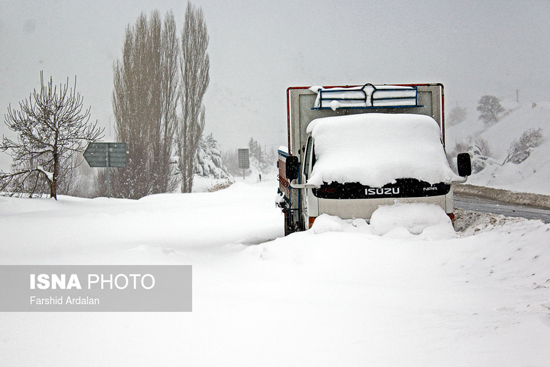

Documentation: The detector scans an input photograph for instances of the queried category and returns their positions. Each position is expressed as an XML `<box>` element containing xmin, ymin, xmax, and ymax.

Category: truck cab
<box><xmin>277</xmin><ymin>84</ymin><xmax>471</xmax><ymax>235</ymax></box>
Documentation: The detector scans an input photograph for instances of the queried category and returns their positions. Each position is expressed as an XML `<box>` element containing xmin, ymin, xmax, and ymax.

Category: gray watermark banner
<box><xmin>0</xmin><ymin>265</ymin><xmax>192</xmax><ymax>312</ymax></box>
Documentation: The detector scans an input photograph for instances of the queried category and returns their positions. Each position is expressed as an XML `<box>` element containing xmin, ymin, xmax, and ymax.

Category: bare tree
<box><xmin>0</xmin><ymin>72</ymin><xmax>103</xmax><ymax>199</ymax></box>
<box><xmin>177</xmin><ymin>1</ymin><xmax>210</xmax><ymax>193</ymax></box>
<box><xmin>111</xmin><ymin>10</ymin><xmax>180</xmax><ymax>199</ymax></box>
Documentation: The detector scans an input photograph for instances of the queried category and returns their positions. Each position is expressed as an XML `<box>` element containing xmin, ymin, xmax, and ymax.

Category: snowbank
<box><xmin>307</xmin><ymin>113</ymin><xmax>459</xmax><ymax>187</ymax></box>
<box><xmin>2</xmin><ymin>181</ymin><xmax>550</xmax><ymax>367</ymax></box>
<box><xmin>454</xmin><ymin>183</ymin><xmax>550</xmax><ymax>209</ymax></box>
<box><xmin>310</xmin><ymin>203</ymin><xmax>455</xmax><ymax>239</ymax></box>
<box><xmin>370</xmin><ymin>202</ymin><xmax>455</xmax><ymax>237</ymax></box>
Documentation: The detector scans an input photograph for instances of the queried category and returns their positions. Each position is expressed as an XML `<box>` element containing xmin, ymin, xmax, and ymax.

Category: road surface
<box><xmin>454</xmin><ymin>195</ymin><xmax>550</xmax><ymax>223</ymax></box>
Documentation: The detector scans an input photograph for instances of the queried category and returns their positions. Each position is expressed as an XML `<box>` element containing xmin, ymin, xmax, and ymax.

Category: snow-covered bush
<box><xmin>468</xmin><ymin>145</ymin><xmax>491</xmax><ymax>174</ymax></box>
<box><xmin>207</xmin><ymin>179</ymin><xmax>234</xmax><ymax>192</ymax></box>
<box><xmin>449</xmin><ymin>138</ymin><xmax>492</xmax><ymax>173</ymax></box>
<box><xmin>504</xmin><ymin>128</ymin><xmax>544</xmax><ymax>165</ymax></box>
<box><xmin>474</xmin><ymin>137</ymin><xmax>492</xmax><ymax>158</ymax></box>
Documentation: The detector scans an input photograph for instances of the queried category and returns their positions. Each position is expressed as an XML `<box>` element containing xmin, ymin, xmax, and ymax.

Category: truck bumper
<box><xmin>316</xmin><ymin>195</ymin><xmax>447</xmax><ymax>220</ymax></box>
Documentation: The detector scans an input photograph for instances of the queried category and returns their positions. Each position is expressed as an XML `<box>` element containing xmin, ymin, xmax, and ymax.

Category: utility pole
<box><xmin>516</xmin><ymin>89</ymin><xmax>520</xmax><ymax>103</ymax></box>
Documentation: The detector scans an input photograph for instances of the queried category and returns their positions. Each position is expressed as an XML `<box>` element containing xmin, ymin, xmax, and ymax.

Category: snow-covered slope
<box><xmin>1</xmin><ymin>181</ymin><xmax>550</xmax><ymax>366</ymax></box>
<box><xmin>447</xmin><ymin>101</ymin><xmax>550</xmax><ymax>195</ymax></box>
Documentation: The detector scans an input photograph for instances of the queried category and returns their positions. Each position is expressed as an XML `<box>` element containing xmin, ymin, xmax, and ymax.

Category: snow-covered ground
<box><xmin>1</xmin><ymin>180</ymin><xmax>550</xmax><ymax>366</ymax></box>
<box><xmin>447</xmin><ymin>101</ymin><xmax>550</xmax><ymax>196</ymax></box>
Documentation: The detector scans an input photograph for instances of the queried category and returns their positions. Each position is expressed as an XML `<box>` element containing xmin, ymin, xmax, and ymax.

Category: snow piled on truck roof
<box><xmin>306</xmin><ymin>113</ymin><xmax>459</xmax><ymax>187</ymax></box>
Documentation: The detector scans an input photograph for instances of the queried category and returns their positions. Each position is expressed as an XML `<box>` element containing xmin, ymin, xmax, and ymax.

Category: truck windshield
<box><xmin>306</xmin><ymin>113</ymin><xmax>458</xmax><ymax>188</ymax></box>
<box><xmin>303</xmin><ymin>137</ymin><xmax>315</xmax><ymax>181</ymax></box>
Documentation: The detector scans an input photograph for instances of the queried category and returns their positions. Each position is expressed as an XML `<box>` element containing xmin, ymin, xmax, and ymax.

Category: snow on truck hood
<box><xmin>306</xmin><ymin>113</ymin><xmax>459</xmax><ymax>187</ymax></box>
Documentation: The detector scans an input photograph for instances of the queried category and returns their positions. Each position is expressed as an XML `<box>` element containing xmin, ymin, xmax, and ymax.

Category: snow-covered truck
<box><xmin>277</xmin><ymin>83</ymin><xmax>472</xmax><ymax>235</ymax></box>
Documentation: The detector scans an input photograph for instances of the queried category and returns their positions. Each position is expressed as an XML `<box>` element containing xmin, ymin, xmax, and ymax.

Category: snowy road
<box><xmin>455</xmin><ymin>195</ymin><xmax>550</xmax><ymax>223</ymax></box>
<box><xmin>1</xmin><ymin>181</ymin><xmax>550</xmax><ymax>367</ymax></box>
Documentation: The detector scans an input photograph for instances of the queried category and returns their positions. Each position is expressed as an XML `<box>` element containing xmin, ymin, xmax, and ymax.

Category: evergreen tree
<box><xmin>477</xmin><ymin>95</ymin><xmax>504</xmax><ymax>125</ymax></box>
<box><xmin>195</xmin><ymin>133</ymin><xmax>229</xmax><ymax>179</ymax></box>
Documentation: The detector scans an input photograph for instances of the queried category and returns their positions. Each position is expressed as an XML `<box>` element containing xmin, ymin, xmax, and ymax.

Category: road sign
<box><xmin>84</xmin><ymin>142</ymin><xmax>127</xmax><ymax>168</ymax></box>
<box><xmin>84</xmin><ymin>142</ymin><xmax>127</xmax><ymax>198</ymax></box>
<box><xmin>238</xmin><ymin>149</ymin><xmax>249</xmax><ymax>169</ymax></box>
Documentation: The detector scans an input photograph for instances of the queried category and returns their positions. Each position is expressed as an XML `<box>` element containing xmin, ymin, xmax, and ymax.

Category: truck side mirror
<box><xmin>285</xmin><ymin>156</ymin><xmax>299</xmax><ymax>180</ymax></box>
<box><xmin>457</xmin><ymin>153</ymin><xmax>472</xmax><ymax>177</ymax></box>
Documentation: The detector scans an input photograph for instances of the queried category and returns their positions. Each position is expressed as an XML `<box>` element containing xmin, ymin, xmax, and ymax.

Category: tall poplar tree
<box><xmin>111</xmin><ymin>10</ymin><xmax>179</xmax><ymax>199</ymax></box>
<box><xmin>177</xmin><ymin>1</ymin><xmax>210</xmax><ymax>193</ymax></box>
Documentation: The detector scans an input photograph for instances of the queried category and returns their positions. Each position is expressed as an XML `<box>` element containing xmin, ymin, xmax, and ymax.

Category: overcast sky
<box><xmin>1</xmin><ymin>0</ymin><xmax>549</xmax><ymax>155</ymax></box>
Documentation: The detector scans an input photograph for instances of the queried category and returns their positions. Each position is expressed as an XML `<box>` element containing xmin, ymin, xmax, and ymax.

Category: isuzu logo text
<box><xmin>365</xmin><ymin>187</ymin><xmax>400</xmax><ymax>196</ymax></box>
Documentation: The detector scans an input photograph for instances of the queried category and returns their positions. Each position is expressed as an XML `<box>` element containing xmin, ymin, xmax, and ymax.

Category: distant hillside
<box><xmin>447</xmin><ymin>100</ymin><xmax>550</xmax><ymax>196</ymax></box>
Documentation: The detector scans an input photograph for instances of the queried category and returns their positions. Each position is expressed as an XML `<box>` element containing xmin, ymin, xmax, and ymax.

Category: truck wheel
<box><xmin>284</xmin><ymin>213</ymin><xmax>292</xmax><ymax>236</ymax></box>
<box><xmin>284</xmin><ymin>223</ymin><xmax>292</xmax><ymax>236</ymax></box>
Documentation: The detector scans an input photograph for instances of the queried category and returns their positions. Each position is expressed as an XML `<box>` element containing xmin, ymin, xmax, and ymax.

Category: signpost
<box><xmin>238</xmin><ymin>149</ymin><xmax>249</xmax><ymax>180</ymax></box>
<box><xmin>83</xmin><ymin>142</ymin><xmax>127</xmax><ymax>198</ymax></box>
